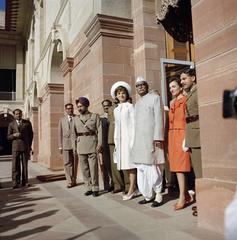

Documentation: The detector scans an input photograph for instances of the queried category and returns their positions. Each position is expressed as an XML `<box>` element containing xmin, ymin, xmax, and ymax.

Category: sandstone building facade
<box><xmin>0</xmin><ymin>0</ymin><xmax>236</xmax><ymax>234</ymax></box>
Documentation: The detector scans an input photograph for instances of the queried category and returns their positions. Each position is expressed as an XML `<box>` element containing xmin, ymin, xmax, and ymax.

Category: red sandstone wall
<box><xmin>132</xmin><ymin>0</ymin><xmax>166</xmax><ymax>93</ymax></box>
<box><xmin>192</xmin><ymin>0</ymin><xmax>237</xmax><ymax>233</ymax></box>
<box><xmin>38</xmin><ymin>84</ymin><xmax>64</xmax><ymax>170</ymax></box>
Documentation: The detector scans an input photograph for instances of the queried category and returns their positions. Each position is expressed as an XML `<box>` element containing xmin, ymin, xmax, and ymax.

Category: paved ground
<box><xmin>0</xmin><ymin>157</ymin><xmax>224</xmax><ymax>240</ymax></box>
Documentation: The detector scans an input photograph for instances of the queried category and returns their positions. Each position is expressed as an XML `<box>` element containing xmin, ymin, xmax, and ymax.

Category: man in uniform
<box><xmin>180</xmin><ymin>68</ymin><xmax>202</xmax><ymax>180</ymax></box>
<box><xmin>7</xmin><ymin>109</ymin><xmax>33</xmax><ymax>189</ymax></box>
<box><xmin>74</xmin><ymin>97</ymin><xmax>102</xmax><ymax>197</ymax></box>
<box><xmin>58</xmin><ymin>103</ymin><xmax>78</xmax><ymax>188</ymax></box>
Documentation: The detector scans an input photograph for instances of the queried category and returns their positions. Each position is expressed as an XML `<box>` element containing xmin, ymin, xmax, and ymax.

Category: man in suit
<box><xmin>99</xmin><ymin>99</ymin><xmax>114</xmax><ymax>192</ymax></box>
<box><xmin>58</xmin><ymin>103</ymin><xmax>78</xmax><ymax>188</ymax></box>
<box><xmin>7</xmin><ymin>109</ymin><xmax>33</xmax><ymax>189</ymax></box>
<box><xmin>74</xmin><ymin>97</ymin><xmax>102</xmax><ymax>197</ymax></box>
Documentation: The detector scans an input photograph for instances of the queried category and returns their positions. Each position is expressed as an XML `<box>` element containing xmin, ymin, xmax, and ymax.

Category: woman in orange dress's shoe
<box><xmin>168</xmin><ymin>77</ymin><xmax>191</xmax><ymax>210</ymax></box>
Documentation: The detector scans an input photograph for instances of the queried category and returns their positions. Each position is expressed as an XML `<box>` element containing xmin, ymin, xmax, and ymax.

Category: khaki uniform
<box><xmin>74</xmin><ymin>112</ymin><xmax>102</xmax><ymax>191</ymax></box>
<box><xmin>185</xmin><ymin>85</ymin><xmax>202</xmax><ymax>178</ymax></box>
<box><xmin>58</xmin><ymin>115</ymin><xmax>78</xmax><ymax>185</ymax></box>
<box><xmin>108</xmin><ymin>106</ymin><xmax>129</xmax><ymax>192</ymax></box>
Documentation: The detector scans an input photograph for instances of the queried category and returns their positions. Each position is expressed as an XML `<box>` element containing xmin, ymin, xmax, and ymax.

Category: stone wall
<box><xmin>192</xmin><ymin>0</ymin><xmax>237</xmax><ymax>233</ymax></box>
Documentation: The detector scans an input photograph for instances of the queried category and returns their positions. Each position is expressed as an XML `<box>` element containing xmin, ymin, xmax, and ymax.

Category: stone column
<box><xmin>15</xmin><ymin>44</ymin><xmax>24</xmax><ymax>101</ymax></box>
<box><xmin>132</xmin><ymin>0</ymin><xmax>166</xmax><ymax>91</ymax></box>
<box><xmin>37</xmin><ymin>83</ymin><xmax>64</xmax><ymax>170</ymax></box>
<box><xmin>192</xmin><ymin>0</ymin><xmax>237</xmax><ymax>233</ymax></box>
<box><xmin>61</xmin><ymin>57</ymin><xmax>74</xmax><ymax>104</ymax></box>
<box><xmin>31</xmin><ymin>107</ymin><xmax>39</xmax><ymax>162</ymax></box>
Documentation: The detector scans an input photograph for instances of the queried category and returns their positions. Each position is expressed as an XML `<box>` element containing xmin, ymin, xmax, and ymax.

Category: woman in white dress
<box><xmin>111</xmin><ymin>81</ymin><xmax>137</xmax><ymax>200</ymax></box>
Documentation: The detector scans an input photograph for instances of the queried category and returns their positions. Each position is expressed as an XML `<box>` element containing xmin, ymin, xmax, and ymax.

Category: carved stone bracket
<box><xmin>31</xmin><ymin>106</ymin><xmax>38</xmax><ymax>112</ymax></box>
<box><xmin>85</xmin><ymin>14</ymin><xmax>133</xmax><ymax>47</ymax></box>
<box><xmin>38</xmin><ymin>83</ymin><xmax>64</xmax><ymax>104</ymax></box>
<box><xmin>60</xmin><ymin>57</ymin><xmax>74</xmax><ymax>77</ymax></box>
<box><xmin>45</xmin><ymin>83</ymin><xmax>64</xmax><ymax>95</ymax></box>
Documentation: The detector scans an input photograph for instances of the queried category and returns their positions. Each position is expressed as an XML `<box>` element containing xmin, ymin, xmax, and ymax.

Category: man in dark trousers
<box><xmin>7</xmin><ymin>109</ymin><xmax>33</xmax><ymax>189</ymax></box>
<box><xmin>58</xmin><ymin>103</ymin><xmax>78</xmax><ymax>188</ymax></box>
<box><xmin>74</xmin><ymin>97</ymin><xmax>102</xmax><ymax>197</ymax></box>
<box><xmin>99</xmin><ymin>99</ymin><xmax>114</xmax><ymax>192</ymax></box>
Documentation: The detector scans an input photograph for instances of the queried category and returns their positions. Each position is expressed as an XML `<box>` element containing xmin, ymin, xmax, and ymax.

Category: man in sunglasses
<box><xmin>58</xmin><ymin>103</ymin><xmax>78</xmax><ymax>188</ymax></box>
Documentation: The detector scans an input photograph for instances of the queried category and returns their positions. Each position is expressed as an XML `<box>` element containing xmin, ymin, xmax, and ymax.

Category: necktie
<box><xmin>68</xmin><ymin>116</ymin><xmax>72</xmax><ymax>129</ymax></box>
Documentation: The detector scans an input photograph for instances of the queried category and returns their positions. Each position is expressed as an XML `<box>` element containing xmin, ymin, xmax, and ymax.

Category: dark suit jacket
<box><xmin>7</xmin><ymin>119</ymin><xmax>34</xmax><ymax>154</ymax></box>
<box><xmin>108</xmin><ymin>106</ymin><xmax>115</xmax><ymax>145</ymax></box>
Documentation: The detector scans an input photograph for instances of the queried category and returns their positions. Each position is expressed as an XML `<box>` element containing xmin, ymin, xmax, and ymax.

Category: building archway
<box><xmin>0</xmin><ymin>113</ymin><xmax>14</xmax><ymax>155</ymax></box>
<box><xmin>50</xmin><ymin>41</ymin><xmax>64</xmax><ymax>84</ymax></box>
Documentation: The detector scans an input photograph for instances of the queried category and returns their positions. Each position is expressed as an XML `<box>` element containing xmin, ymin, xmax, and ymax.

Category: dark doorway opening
<box><xmin>0</xmin><ymin>69</ymin><xmax>16</xmax><ymax>100</ymax></box>
<box><xmin>0</xmin><ymin>113</ymin><xmax>14</xmax><ymax>156</ymax></box>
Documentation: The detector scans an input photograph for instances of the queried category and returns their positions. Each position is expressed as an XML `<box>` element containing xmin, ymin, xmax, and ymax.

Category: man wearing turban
<box><xmin>74</xmin><ymin>97</ymin><xmax>102</xmax><ymax>197</ymax></box>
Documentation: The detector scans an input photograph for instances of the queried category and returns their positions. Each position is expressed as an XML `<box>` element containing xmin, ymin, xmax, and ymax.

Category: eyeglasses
<box><xmin>136</xmin><ymin>83</ymin><xmax>147</xmax><ymax>88</ymax></box>
<box><xmin>66</xmin><ymin>108</ymin><xmax>73</xmax><ymax>110</ymax></box>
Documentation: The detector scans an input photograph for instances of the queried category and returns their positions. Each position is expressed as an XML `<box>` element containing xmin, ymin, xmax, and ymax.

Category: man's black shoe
<box><xmin>151</xmin><ymin>201</ymin><xmax>162</xmax><ymax>208</ymax></box>
<box><xmin>22</xmin><ymin>183</ymin><xmax>31</xmax><ymax>188</ymax></box>
<box><xmin>92</xmin><ymin>191</ymin><xmax>99</xmax><ymax>197</ymax></box>
<box><xmin>107</xmin><ymin>186</ymin><xmax>114</xmax><ymax>192</ymax></box>
<box><xmin>84</xmin><ymin>190</ymin><xmax>93</xmax><ymax>196</ymax></box>
<box><xmin>138</xmin><ymin>198</ymin><xmax>154</xmax><ymax>205</ymax></box>
<box><xmin>112</xmin><ymin>189</ymin><xmax>122</xmax><ymax>194</ymax></box>
<box><xmin>12</xmin><ymin>184</ymin><xmax>20</xmax><ymax>189</ymax></box>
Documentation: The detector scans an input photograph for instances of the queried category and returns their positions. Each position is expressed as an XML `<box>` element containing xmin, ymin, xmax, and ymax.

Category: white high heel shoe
<box><xmin>122</xmin><ymin>190</ymin><xmax>138</xmax><ymax>201</ymax></box>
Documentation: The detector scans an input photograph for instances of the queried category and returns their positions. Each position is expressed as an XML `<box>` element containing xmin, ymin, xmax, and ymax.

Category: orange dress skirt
<box><xmin>168</xmin><ymin>96</ymin><xmax>190</xmax><ymax>172</ymax></box>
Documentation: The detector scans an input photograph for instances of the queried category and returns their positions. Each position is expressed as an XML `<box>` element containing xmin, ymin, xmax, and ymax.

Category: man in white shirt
<box><xmin>58</xmin><ymin>103</ymin><xmax>78</xmax><ymax>188</ymax></box>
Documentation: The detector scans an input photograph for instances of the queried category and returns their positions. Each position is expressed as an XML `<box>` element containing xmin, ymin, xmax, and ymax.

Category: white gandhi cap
<box><xmin>136</xmin><ymin>76</ymin><xmax>148</xmax><ymax>84</ymax></box>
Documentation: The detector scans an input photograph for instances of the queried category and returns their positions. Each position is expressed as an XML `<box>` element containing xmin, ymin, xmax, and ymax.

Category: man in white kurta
<box><xmin>132</xmin><ymin>76</ymin><xmax>165</xmax><ymax>207</ymax></box>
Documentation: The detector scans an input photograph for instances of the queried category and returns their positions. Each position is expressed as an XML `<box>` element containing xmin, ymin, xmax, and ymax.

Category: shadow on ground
<box><xmin>0</xmin><ymin>186</ymin><xmax>55</xmax><ymax>240</ymax></box>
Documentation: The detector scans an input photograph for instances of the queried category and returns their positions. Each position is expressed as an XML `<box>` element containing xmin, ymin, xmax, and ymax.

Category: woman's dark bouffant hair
<box><xmin>169</xmin><ymin>77</ymin><xmax>182</xmax><ymax>87</ymax></box>
<box><xmin>115</xmin><ymin>86</ymin><xmax>129</xmax><ymax>101</ymax></box>
<box><xmin>181</xmin><ymin>68</ymin><xmax>196</xmax><ymax>77</ymax></box>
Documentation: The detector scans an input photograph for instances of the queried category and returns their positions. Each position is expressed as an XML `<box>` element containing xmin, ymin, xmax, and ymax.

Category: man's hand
<box><xmin>13</xmin><ymin>133</ymin><xmax>20</xmax><ymax>138</ymax></box>
<box><xmin>96</xmin><ymin>145</ymin><xmax>103</xmax><ymax>153</ymax></box>
<box><xmin>152</xmin><ymin>140</ymin><xmax>164</xmax><ymax>152</ymax></box>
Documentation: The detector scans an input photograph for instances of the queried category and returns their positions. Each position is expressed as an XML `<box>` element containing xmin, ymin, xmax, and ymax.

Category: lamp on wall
<box><xmin>56</xmin><ymin>40</ymin><xmax>63</xmax><ymax>53</ymax></box>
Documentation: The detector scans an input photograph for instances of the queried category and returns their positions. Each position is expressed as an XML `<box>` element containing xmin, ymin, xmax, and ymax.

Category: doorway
<box><xmin>160</xmin><ymin>58</ymin><xmax>194</xmax><ymax>107</ymax></box>
<box><xmin>0</xmin><ymin>113</ymin><xmax>14</xmax><ymax>155</ymax></box>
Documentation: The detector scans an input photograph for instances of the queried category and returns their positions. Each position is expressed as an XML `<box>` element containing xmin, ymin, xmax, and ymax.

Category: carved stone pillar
<box><xmin>37</xmin><ymin>83</ymin><xmax>64</xmax><ymax>170</ymax></box>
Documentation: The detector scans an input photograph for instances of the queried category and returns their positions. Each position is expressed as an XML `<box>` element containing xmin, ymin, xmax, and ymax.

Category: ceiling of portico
<box><xmin>4</xmin><ymin>0</ymin><xmax>33</xmax><ymax>39</ymax></box>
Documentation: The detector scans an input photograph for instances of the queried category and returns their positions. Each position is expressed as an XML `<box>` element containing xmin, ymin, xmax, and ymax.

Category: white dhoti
<box><xmin>136</xmin><ymin>164</ymin><xmax>163</xmax><ymax>201</ymax></box>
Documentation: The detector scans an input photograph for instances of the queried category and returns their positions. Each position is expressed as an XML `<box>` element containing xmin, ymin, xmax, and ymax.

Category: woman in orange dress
<box><xmin>168</xmin><ymin>77</ymin><xmax>190</xmax><ymax>210</ymax></box>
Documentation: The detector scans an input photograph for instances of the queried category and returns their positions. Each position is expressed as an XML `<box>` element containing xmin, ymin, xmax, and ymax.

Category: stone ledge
<box><xmin>85</xmin><ymin>14</ymin><xmax>133</xmax><ymax>47</ymax></box>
